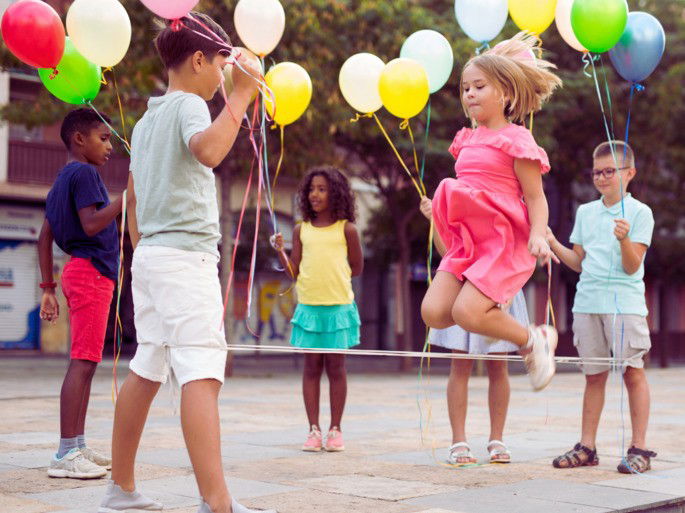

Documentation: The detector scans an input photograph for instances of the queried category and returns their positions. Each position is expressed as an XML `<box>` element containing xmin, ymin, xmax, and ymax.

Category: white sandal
<box><xmin>487</xmin><ymin>440</ymin><xmax>511</xmax><ymax>464</ymax></box>
<box><xmin>447</xmin><ymin>442</ymin><xmax>477</xmax><ymax>466</ymax></box>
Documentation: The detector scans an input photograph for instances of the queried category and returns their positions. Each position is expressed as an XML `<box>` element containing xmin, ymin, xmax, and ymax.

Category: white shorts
<box><xmin>129</xmin><ymin>245</ymin><xmax>227</xmax><ymax>386</ymax></box>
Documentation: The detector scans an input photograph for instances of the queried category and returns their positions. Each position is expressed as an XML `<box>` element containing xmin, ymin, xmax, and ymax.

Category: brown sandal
<box><xmin>617</xmin><ymin>446</ymin><xmax>657</xmax><ymax>474</ymax></box>
<box><xmin>553</xmin><ymin>443</ymin><xmax>599</xmax><ymax>468</ymax></box>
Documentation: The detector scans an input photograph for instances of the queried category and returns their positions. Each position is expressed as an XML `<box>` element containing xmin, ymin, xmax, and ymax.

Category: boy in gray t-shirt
<box><xmin>99</xmin><ymin>12</ymin><xmax>273</xmax><ymax>513</ymax></box>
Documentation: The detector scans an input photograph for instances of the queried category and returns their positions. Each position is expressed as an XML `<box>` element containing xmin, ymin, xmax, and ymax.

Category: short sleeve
<box><xmin>448</xmin><ymin>128</ymin><xmax>473</xmax><ymax>160</ymax></box>
<box><xmin>492</xmin><ymin>125</ymin><xmax>551</xmax><ymax>174</ymax></box>
<box><xmin>179</xmin><ymin>95</ymin><xmax>211</xmax><ymax>148</ymax></box>
<box><xmin>569</xmin><ymin>204</ymin><xmax>584</xmax><ymax>245</ymax></box>
<box><xmin>630</xmin><ymin>205</ymin><xmax>655</xmax><ymax>246</ymax></box>
<box><xmin>71</xmin><ymin>164</ymin><xmax>106</xmax><ymax>210</ymax></box>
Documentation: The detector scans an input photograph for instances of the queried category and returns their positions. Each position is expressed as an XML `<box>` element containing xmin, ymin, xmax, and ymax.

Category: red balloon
<box><xmin>1</xmin><ymin>0</ymin><xmax>65</xmax><ymax>68</ymax></box>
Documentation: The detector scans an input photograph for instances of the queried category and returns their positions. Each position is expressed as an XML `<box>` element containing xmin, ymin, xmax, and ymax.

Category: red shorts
<box><xmin>61</xmin><ymin>258</ymin><xmax>115</xmax><ymax>362</ymax></box>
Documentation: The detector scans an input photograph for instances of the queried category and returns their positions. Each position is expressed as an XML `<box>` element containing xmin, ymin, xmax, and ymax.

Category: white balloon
<box><xmin>338</xmin><ymin>53</ymin><xmax>385</xmax><ymax>114</ymax></box>
<box><xmin>555</xmin><ymin>0</ymin><xmax>587</xmax><ymax>52</ymax></box>
<box><xmin>66</xmin><ymin>0</ymin><xmax>131</xmax><ymax>67</ymax></box>
<box><xmin>454</xmin><ymin>0</ymin><xmax>508</xmax><ymax>44</ymax></box>
<box><xmin>234</xmin><ymin>0</ymin><xmax>285</xmax><ymax>57</ymax></box>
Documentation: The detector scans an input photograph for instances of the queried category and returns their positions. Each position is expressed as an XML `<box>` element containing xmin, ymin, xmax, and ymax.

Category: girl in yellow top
<box><xmin>272</xmin><ymin>166</ymin><xmax>363</xmax><ymax>453</ymax></box>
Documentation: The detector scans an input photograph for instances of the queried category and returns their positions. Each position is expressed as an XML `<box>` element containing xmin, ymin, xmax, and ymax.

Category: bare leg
<box><xmin>446</xmin><ymin>352</ymin><xmax>472</xmax><ymax>444</ymax></box>
<box><xmin>110</xmin><ymin>372</ymin><xmax>161</xmax><ymax>491</ymax></box>
<box><xmin>485</xmin><ymin>357</ymin><xmax>510</xmax><ymax>442</ymax></box>
<box><xmin>75</xmin><ymin>362</ymin><xmax>97</xmax><ymax>438</ymax></box>
<box><xmin>324</xmin><ymin>355</ymin><xmax>347</xmax><ymax>430</ymax></box>
<box><xmin>623</xmin><ymin>367</ymin><xmax>650</xmax><ymax>449</ymax></box>
<box><xmin>580</xmin><ymin>371</ymin><xmax>608</xmax><ymax>449</ymax></box>
<box><xmin>302</xmin><ymin>354</ymin><xmax>324</xmax><ymax>429</ymax></box>
<box><xmin>452</xmin><ymin>281</ymin><xmax>529</xmax><ymax>346</ymax></box>
<box><xmin>422</xmin><ymin>271</ymin><xmax>463</xmax><ymax>329</ymax></box>
<box><xmin>60</xmin><ymin>359</ymin><xmax>98</xmax><ymax>438</ymax></box>
<box><xmin>181</xmin><ymin>379</ymin><xmax>232</xmax><ymax>513</ymax></box>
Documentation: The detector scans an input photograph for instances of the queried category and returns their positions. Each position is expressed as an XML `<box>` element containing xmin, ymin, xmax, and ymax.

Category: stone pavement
<box><xmin>1</xmin><ymin>356</ymin><xmax>684</xmax><ymax>513</ymax></box>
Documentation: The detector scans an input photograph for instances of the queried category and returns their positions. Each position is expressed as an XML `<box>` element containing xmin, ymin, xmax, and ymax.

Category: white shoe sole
<box><xmin>531</xmin><ymin>328</ymin><xmax>558</xmax><ymax>392</ymax></box>
<box><xmin>47</xmin><ymin>467</ymin><xmax>107</xmax><ymax>479</ymax></box>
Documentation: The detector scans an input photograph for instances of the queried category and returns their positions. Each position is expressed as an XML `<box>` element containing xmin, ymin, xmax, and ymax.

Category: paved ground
<box><xmin>1</xmin><ymin>356</ymin><xmax>684</xmax><ymax>513</ymax></box>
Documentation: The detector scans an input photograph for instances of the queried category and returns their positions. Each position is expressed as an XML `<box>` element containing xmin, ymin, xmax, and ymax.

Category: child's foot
<box><xmin>617</xmin><ymin>446</ymin><xmax>657</xmax><ymax>474</ymax></box>
<box><xmin>302</xmin><ymin>426</ymin><xmax>322</xmax><ymax>452</ymax></box>
<box><xmin>98</xmin><ymin>480</ymin><xmax>163</xmax><ymax>512</ymax></box>
<box><xmin>446</xmin><ymin>442</ymin><xmax>477</xmax><ymax>466</ymax></box>
<box><xmin>80</xmin><ymin>446</ymin><xmax>112</xmax><ymax>469</ymax></box>
<box><xmin>552</xmin><ymin>443</ymin><xmax>599</xmax><ymax>468</ymax></box>
<box><xmin>522</xmin><ymin>325</ymin><xmax>557</xmax><ymax>391</ymax></box>
<box><xmin>324</xmin><ymin>427</ymin><xmax>345</xmax><ymax>452</ymax></box>
<box><xmin>487</xmin><ymin>440</ymin><xmax>511</xmax><ymax>464</ymax></box>
<box><xmin>197</xmin><ymin>499</ymin><xmax>278</xmax><ymax>512</ymax></box>
<box><xmin>47</xmin><ymin>448</ymin><xmax>107</xmax><ymax>479</ymax></box>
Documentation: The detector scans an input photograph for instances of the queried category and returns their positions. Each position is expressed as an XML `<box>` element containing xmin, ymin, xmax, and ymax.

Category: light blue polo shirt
<box><xmin>570</xmin><ymin>193</ymin><xmax>654</xmax><ymax>316</ymax></box>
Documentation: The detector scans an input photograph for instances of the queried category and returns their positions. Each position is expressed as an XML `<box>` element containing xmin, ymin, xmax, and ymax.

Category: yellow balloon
<box><xmin>508</xmin><ymin>0</ymin><xmax>557</xmax><ymax>35</ymax></box>
<box><xmin>378</xmin><ymin>58</ymin><xmax>429</xmax><ymax>120</ymax></box>
<box><xmin>264</xmin><ymin>62</ymin><xmax>312</xmax><ymax>126</ymax></box>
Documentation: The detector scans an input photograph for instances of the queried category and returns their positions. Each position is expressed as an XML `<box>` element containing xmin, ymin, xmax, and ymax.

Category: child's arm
<box><xmin>515</xmin><ymin>158</ymin><xmax>558</xmax><ymax>264</ymax></box>
<box><xmin>614</xmin><ymin>219</ymin><xmax>648</xmax><ymax>275</ymax></box>
<box><xmin>78</xmin><ymin>195</ymin><xmax>123</xmax><ymax>237</ymax></box>
<box><xmin>37</xmin><ymin>220</ymin><xmax>59</xmax><ymax>322</ymax></box>
<box><xmin>547</xmin><ymin>227</ymin><xmax>585</xmax><ymax>273</ymax></box>
<box><xmin>420</xmin><ymin>196</ymin><xmax>447</xmax><ymax>256</ymax></box>
<box><xmin>271</xmin><ymin>225</ymin><xmax>302</xmax><ymax>279</ymax></box>
<box><xmin>126</xmin><ymin>173</ymin><xmax>140</xmax><ymax>249</ymax></box>
<box><xmin>344</xmin><ymin>222</ymin><xmax>364</xmax><ymax>277</ymax></box>
<box><xmin>188</xmin><ymin>56</ymin><xmax>261</xmax><ymax>168</ymax></box>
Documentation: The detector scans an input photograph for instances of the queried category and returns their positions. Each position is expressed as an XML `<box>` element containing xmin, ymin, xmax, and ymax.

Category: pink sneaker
<box><xmin>324</xmin><ymin>428</ymin><xmax>345</xmax><ymax>452</ymax></box>
<box><xmin>302</xmin><ymin>427</ymin><xmax>322</xmax><ymax>452</ymax></box>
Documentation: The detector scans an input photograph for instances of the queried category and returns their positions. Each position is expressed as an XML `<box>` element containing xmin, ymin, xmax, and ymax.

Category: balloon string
<box><xmin>623</xmin><ymin>82</ymin><xmax>644</xmax><ymax>156</ymax></box>
<box><xmin>373</xmin><ymin>114</ymin><xmax>423</xmax><ymax>197</ymax></box>
<box><xmin>271</xmin><ymin>124</ymin><xmax>285</xmax><ymax>209</ymax></box>
<box><xmin>420</xmin><ymin>99</ymin><xmax>431</xmax><ymax>183</ymax></box>
<box><xmin>85</xmin><ymin>101</ymin><xmax>131</xmax><ymax>155</ymax></box>
<box><xmin>404</xmin><ymin>120</ymin><xmax>426</xmax><ymax>195</ymax></box>
<box><xmin>110</xmin><ymin>68</ymin><xmax>130</xmax><ymax>147</ymax></box>
<box><xmin>350</xmin><ymin>112</ymin><xmax>373</xmax><ymax>123</ymax></box>
<box><xmin>111</xmin><ymin>189</ymin><xmax>127</xmax><ymax>404</ymax></box>
<box><xmin>100</xmin><ymin>67</ymin><xmax>112</xmax><ymax>86</ymax></box>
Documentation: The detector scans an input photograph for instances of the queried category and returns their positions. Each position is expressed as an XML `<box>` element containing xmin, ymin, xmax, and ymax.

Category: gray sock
<box><xmin>57</xmin><ymin>437</ymin><xmax>79</xmax><ymax>458</ymax></box>
<box><xmin>77</xmin><ymin>434</ymin><xmax>85</xmax><ymax>449</ymax></box>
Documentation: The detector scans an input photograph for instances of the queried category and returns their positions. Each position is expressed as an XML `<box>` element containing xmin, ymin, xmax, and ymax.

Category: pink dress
<box><xmin>432</xmin><ymin>123</ymin><xmax>550</xmax><ymax>304</ymax></box>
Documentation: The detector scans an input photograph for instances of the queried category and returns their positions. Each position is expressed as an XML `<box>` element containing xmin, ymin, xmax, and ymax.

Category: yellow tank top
<box><xmin>296</xmin><ymin>220</ymin><xmax>354</xmax><ymax>305</ymax></box>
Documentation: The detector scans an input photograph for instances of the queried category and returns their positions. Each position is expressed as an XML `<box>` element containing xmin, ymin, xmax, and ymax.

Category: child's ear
<box><xmin>72</xmin><ymin>131</ymin><xmax>86</xmax><ymax>148</ymax></box>
<box><xmin>191</xmin><ymin>51</ymin><xmax>204</xmax><ymax>73</ymax></box>
<box><xmin>626</xmin><ymin>167</ymin><xmax>637</xmax><ymax>182</ymax></box>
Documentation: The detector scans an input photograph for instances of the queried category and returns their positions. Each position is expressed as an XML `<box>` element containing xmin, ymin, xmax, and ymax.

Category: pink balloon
<box><xmin>139</xmin><ymin>0</ymin><xmax>198</xmax><ymax>19</ymax></box>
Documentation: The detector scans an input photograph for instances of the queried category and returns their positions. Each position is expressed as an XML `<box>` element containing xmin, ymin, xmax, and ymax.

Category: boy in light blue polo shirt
<box><xmin>547</xmin><ymin>140</ymin><xmax>656</xmax><ymax>475</ymax></box>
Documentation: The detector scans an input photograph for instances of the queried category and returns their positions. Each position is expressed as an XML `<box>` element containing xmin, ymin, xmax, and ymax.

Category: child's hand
<box><xmin>614</xmin><ymin>219</ymin><xmax>630</xmax><ymax>241</ymax></box>
<box><xmin>529</xmin><ymin>234</ymin><xmax>560</xmax><ymax>265</ymax></box>
<box><xmin>40</xmin><ymin>291</ymin><xmax>59</xmax><ymax>323</ymax></box>
<box><xmin>545</xmin><ymin>226</ymin><xmax>556</xmax><ymax>244</ymax></box>
<box><xmin>270</xmin><ymin>233</ymin><xmax>284</xmax><ymax>252</ymax></box>
<box><xmin>420</xmin><ymin>196</ymin><xmax>433</xmax><ymax>220</ymax></box>
<box><xmin>232</xmin><ymin>52</ymin><xmax>260</xmax><ymax>98</ymax></box>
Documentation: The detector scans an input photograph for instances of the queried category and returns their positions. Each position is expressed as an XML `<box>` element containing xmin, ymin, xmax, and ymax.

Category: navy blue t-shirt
<box><xmin>46</xmin><ymin>162</ymin><xmax>119</xmax><ymax>281</ymax></box>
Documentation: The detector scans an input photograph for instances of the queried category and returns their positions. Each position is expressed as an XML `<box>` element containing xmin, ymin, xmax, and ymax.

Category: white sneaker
<box><xmin>522</xmin><ymin>325</ymin><xmax>558</xmax><ymax>391</ymax></box>
<box><xmin>198</xmin><ymin>499</ymin><xmax>278</xmax><ymax>513</ymax></box>
<box><xmin>99</xmin><ymin>480</ymin><xmax>163</xmax><ymax>512</ymax></box>
<box><xmin>47</xmin><ymin>448</ymin><xmax>107</xmax><ymax>479</ymax></box>
<box><xmin>81</xmin><ymin>446</ymin><xmax>112</xmax><ymax>470</ymax></box>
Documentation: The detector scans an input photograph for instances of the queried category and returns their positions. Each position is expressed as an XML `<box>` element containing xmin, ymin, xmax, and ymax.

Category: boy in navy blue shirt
<box><xmin>38</xmin><ymin>108</ymin><xmax>123</xmax><ymax>479</ymax></box>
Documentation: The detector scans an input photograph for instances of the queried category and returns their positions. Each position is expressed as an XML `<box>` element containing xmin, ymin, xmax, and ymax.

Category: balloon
<box><xmin>38</xmin><ymin>38</ymin><xmax>101</xmax><ymax>105</ymax></box>
<box><xmin>609</xmin><ymin>12</ymin><xmax>665</xmax><ymax>83</ymax></box>
<box><xmin>509</xmin><ymin>0</ymin><xmax>556</xmax><ymax>35</ymax></box>
<box><xmin>67</xmin><ymin>0</ymin><xmax>131</xmax><ymax>68</ymax></box>
<box><xmin>139</xmin><ymin>0</ymin><xmax>198</xmax><ymax>19</ymax></box>
<box><xmin>338</xmin><ymin>53</ymin><xmax>385</xmax><ymax>114</ymax></box>
<box><xmin>234</xmin><ymin>0</ymin><xmax>285</xmax><ymax>57</ymax></box>
<box><xmin>571</xmin><ymin>0</ymin><xmax>628</xmax><ymax>53</ymax></box>
<box><xmin>454</xmin><ymin>0</ymin><xmax>508</xmax><ymax>44</ymax></box>
<box><xmin>264</xmin><ymin>62</ymin><xmax>312</xmax><ymax>126</ymax></box>
<box><xmin>555</xmin><ymin>0</ymin><xmax>586</xmax><ymax>52</ymax></box>
<box><xmin>400</xmin><ymin>30</ymin><xmax>454</xmax><ymax>94</ymax></box>
<box><xmin>378</xmin><ymin>58</ymin><xmax>430</xmax><ymax>120</ymax></box>
<box><xmin>222</xmin><ymin>47</ymin><xmax>263</xmax><ymax>101</ymax></box>
<box><xmin>0</xmin><ymin>0</ymin><xmax>65</xmax><ymax>68</ymax></box>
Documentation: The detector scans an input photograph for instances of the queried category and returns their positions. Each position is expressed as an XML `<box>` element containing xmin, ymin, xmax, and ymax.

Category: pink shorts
<box><xmin>61</xmin><ymin>258</ymin><xmax>115</xmax><ymax>363</ymax></box>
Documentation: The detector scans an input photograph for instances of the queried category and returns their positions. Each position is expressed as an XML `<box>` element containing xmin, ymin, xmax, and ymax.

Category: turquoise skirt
<box><xmin>290</xmin><ymin>303</ymin><xmax>361</xmax><ymax>349</ymax></box>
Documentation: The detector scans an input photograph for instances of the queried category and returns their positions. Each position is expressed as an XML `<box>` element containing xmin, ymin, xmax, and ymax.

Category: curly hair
<box><xmin>460</xmin><ymin>32</ymin><xmax>562</xmax><ymax>123</ymax></box>
<box><xmin>297</xmin><ymin>166</ymin><xmax>356</xmax><ymax>223</ymax></box>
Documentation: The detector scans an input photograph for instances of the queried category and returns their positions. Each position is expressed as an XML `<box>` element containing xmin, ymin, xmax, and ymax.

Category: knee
<box><xmin>303</xmin><ymin>357</ymin><xmax>324</xmax><ymax>379</ymax></box>
<box><xmin>486</xmin><ymin>361</ymin><xmax>509</xmax><ymax>382</ymax></box>
<box><xmin>325</xmin><ymin>357</ymin><xmax>346</xmax><ymax>380</ymax></box>
<box><xmin>421</xmin><ymin>299</ymin><xmax>449</xmax><ymax>329</ymax></box>
<box><xmin>623</xmin><ymin>367</ymin><xmax>646</xmax><ymax>387</ymax></box>
<box><xmin>585</xmin><ymin>371</ymin><xmax>609</xmax><ymax>387</ymax></box>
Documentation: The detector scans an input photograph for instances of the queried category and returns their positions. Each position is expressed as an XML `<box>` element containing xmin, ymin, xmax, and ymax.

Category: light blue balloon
<box><xmin>609</xmin><ymin>12</ymin><xmax>665</xmax><ymax>83</ymax></box>
<box><xmin>454</xmin><ymin>0</ymin><xmax>508</xmax><ymax>44</ymax></box>
<box><xmin>400</xmin><ymin>30</ymin><xmax>454</xmax><ymax>94</ymax></box>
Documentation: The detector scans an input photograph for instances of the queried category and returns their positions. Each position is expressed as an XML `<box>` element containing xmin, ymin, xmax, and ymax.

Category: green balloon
<box><xmin>39</xmin><ymin>37</ymin><xmax>102</xmax><ymax>105</ymax></box>
<box><xmin>571</xmin><ymin>0</ymin><xmax>628</xmax><ymax>53</ymax></box>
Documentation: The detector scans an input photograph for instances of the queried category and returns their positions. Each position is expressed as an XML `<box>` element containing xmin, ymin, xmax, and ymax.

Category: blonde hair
<box><xmin>460</xmin><ymin>32</ymin><xmax>562</xmax><ymax>123</ymax></box>
<box><xmin>593</xmin><ymin>140</ymin><xmax>635</xmax><ymax>168</ymax></box>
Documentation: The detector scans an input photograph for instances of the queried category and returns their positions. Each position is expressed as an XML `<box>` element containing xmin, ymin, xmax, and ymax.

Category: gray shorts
<box><xmin>572</xmin><ymin>313</ymin><xmax>651</xmax><ymax>375</ymax></box>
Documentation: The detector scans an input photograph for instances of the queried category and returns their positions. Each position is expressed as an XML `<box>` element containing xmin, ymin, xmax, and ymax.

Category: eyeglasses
<box><xmin>590</xmin><ymin>167</ymin><xmax>630</xmax><ymax>180</ymax></box>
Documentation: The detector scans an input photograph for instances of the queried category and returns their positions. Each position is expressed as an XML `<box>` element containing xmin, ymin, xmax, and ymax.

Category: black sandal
<box><xmin>552</xmin><ymin>443</ymin><xmax>599</xmax><ymax>468</ymax></box>
<box><xmin>617</xmin><ymin>446</ymin><xmax>657</xmax><ymax>474</ymax></box>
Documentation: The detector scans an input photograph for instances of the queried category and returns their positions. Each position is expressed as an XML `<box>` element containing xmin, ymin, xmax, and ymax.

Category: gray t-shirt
<box><xmin>130</xmin><ymin>91</ymin><xmax>220</xmax><ymax>257</ymax></box>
